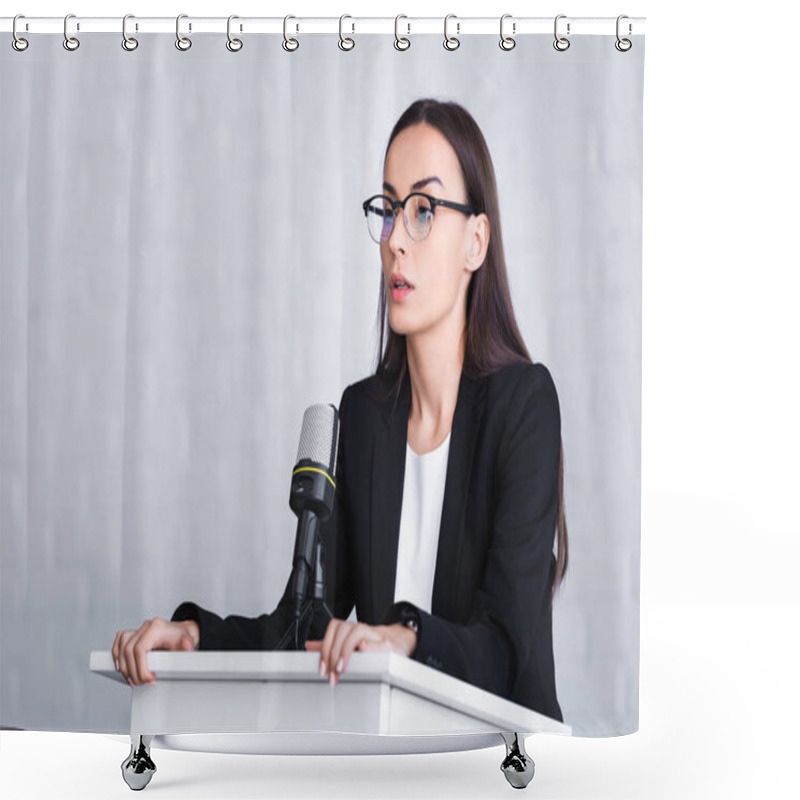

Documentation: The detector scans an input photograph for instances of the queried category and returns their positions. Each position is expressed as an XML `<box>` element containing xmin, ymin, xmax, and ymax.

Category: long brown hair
<box><xmin>374</xmin><ymin>98</ymin><xmax>568</xmax><ymax>597</ymax></box>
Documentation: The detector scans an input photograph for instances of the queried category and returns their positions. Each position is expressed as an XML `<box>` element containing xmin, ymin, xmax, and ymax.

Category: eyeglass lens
<box><xmin>365</xmin><ymin>195</ymin><xmax>433</xmax><ymax>243</ymax></box>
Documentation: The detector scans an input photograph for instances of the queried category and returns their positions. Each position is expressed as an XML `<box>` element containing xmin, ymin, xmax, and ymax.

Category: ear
<box><xmin>466</xmin><ymin>213</ymin><xmax>490</xmax><ymax>272</ymax></box>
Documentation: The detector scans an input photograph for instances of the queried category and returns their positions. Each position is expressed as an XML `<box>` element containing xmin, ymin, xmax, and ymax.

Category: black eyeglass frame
<box><xmin>361</xmin><ymin>192</ymin><xmax>478</xmax><ymax>242</ymax></box>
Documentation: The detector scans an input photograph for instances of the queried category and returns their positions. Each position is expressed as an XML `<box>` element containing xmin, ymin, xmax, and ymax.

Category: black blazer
<box><xmin>173</xmin><ymin>360</ymin><xmax>563</xmax><ymax>722</ymax></box>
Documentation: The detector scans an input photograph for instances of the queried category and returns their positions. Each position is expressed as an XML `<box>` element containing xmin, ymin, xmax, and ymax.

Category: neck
<box><xmin>405</xmin><ymin>326</ymin><xmax>465</xmax><ymax>431</ymax></box>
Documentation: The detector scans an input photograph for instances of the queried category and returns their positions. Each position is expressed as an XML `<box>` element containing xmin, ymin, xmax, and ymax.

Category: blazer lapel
<box><xmin>369</xmin><ymin>368</ymin><xmax>485</xmax><ymax>622</ymax></box>
<box><xmin>431</xmin><ymin>371</ymin><xmax>484</xmax><ymax>618</ymax></box>
<box><xmin>369</xmin><ymin>371</ymin><xmax>411</xmax><ymax>620</ymax></box>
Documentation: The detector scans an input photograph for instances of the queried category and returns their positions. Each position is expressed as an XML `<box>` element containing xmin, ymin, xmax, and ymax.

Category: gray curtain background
<box><xmin>0</xmin><ymin>32</ymin><xmax>643</xmax><ymax>737</ymax></box>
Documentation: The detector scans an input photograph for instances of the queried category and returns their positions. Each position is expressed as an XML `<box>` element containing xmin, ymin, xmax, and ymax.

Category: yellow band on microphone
<box><xmin>291</xmin><ymin>466</ymin><xmax>336</xmax><ymax>489</ymax></box>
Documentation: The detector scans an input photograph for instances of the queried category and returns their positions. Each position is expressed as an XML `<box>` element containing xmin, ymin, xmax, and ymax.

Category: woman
<box><xmin>113</xmin><ymin>98</ymin><xmax>568</xmax><ymax>722</ymax></box>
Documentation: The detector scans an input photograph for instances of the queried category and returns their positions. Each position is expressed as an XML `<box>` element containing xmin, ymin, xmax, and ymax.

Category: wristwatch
<box><xmin>398</xmin><ymin>605</ymin><xmax>421</xmax><ymax>635</ymax></box>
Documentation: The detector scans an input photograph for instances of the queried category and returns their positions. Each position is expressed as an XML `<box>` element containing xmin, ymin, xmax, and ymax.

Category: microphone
<box><xmin>289</xmin><ymin>404</ymin><xmax>339</xmax><ymax>621</ymax></box>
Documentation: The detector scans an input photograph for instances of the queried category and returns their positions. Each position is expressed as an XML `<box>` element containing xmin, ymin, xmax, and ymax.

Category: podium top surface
<box><xmin>90</xmin><ymin>650</ymin><xmax>570</xmax><ymax>735</ymax></box>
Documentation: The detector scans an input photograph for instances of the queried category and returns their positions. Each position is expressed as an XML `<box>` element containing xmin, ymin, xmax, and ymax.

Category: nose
<box><xmin>386</xmin><ymin>206</ymin><xmax>408</xmax><ymax>255</ymax></box>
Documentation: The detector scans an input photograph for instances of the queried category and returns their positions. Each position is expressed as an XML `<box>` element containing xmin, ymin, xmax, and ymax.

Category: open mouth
<box><xmin>391</xmin><ymin>282</ymin><xmax>414</xmax><ymax>301</ymax></box>
<box><xmin>390</xmin><ymin>273</ymin><xmax>415</xmax><ymax>292</ymax></box>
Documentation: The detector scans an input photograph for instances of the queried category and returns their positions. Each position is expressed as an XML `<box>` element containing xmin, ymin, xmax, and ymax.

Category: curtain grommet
<box><xmin>394</xmin><ymin>15</ymin><xmax>410</xmax><ymax>51</ymax></box>
<box><xmin>443</xmin><ymin>14</ymin><xmax>460</xmax><ymax>51</ymax></box>
<box><xmin>553</xmin><ymin>14</ymin><xmax>570</xmax><ymax>52</ymax></box>
<box><xmin>12</xmin><ymin>14</ymin><xmax>29</xmax><ymax>52</ymax></box>
<box><xmin>121</xmin><ymin>14</ymin><xmax>138</xmax><ymax>52</ymax></box>
<box><xmin>499</xmin><ymin>14</ymin><xmax>516</xmax><ymax>51</ymax></box>
<box><xmin>175</xmin><ymin>14</ymin><xmax>192</xmax><ymax>51</ymax></box>
<box><xmin>615</xmin><ymin>15</ymin><xmax>632</xmax><ymax>51</ymax></box>
<box><xmin>63</xmin><ymin>13</ymin><xmax>80</xmax><ymax>51</ymax></box>
<box><xmin>226</xmin><ymin>15</ymin><xmax>243</xmax><ymax>52</ymax></box>
<box><xmin>283</xmin><ymin>15</ymin><xmax>299</xmax><ymax>52</ymax></box>
<box><xmin>338</xmin><ymin>14</ymin><xmax>355</xmax><ymax>51</ymax></box>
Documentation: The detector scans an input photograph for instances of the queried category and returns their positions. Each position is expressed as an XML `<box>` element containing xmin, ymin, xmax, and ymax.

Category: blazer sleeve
<box><xmin>170</xmin><ymin>386</ymin><xmax>357</xmax><ymax>649</ymax></box>
<box><xmin>382</xmin><ymin>363</ymin><xmax>561</xmax><ymax>700</ymax></box>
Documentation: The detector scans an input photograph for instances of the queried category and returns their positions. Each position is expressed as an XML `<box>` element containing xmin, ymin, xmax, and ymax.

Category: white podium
<box><xmin>90</xmin><ymin>650</ymin><xmax>570</xmax><ymax>790</ymax></box>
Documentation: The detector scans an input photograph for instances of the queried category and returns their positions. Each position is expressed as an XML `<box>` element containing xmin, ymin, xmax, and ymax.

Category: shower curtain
<box><xmin>0</xmin><ymin>22</ymin><xmax>644</xmax><ymax>739</ymax></box>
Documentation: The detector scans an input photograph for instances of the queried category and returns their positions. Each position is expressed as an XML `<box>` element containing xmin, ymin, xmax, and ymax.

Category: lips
<box><xmin>392</xmin><ymin>286</ymin><xmax>413</xmax><ymax>301</ymax></box>
<box><xmin>390</xmin><ymin>272</ymin><xmax>415</xmax><ymax>290</ymax></box>
<box><xmin>389</xmin><ymin>273</ymin><xmax>414</xmax><ymax>302</ymax></box>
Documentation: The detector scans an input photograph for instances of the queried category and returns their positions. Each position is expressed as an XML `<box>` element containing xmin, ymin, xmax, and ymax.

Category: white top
<box><xmin>393</xmin><ymin>431</ymin><xmax>451</xmax><ymax>613</ymax></box>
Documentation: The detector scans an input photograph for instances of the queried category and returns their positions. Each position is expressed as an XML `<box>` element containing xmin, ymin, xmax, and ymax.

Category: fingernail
<box><xmin>114</xmin><ymin>659</ymin><xmax>119</xmax><ymax>672</ymax></box>
<box><xmin>127</xmin><ymin>678</ymin><xmax>133</xmax><ymax>687</ymax></box>
<box><xmin>319</xmin><ymin>660</ymin><xmax>326</xmax><ymax>677</ymax></box>
<box><xmin>329</xmin><ymin>671</ymin><xmax>334</xmax><ymax>687</ymax></box>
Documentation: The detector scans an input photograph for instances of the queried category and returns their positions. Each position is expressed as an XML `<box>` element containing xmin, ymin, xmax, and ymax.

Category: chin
<box><xmin>388</xmin><ymin>316</ymin><xmax>411</xmax><ymax>336</ymax></box>
<box><xmin>388</xmin><ymin>314</ymin><xmax>414</xmax><ymax>338</ymax></box>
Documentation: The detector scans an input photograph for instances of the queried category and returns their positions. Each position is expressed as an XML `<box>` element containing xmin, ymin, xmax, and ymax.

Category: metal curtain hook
<box><xmin>227</xmin><ymin>15</ymin><xmax>243</xmax><ymax>52</ymax></box>
<box><xmin>12</xmin><ymin>14</ymin><xmax>29</xmax><ymax>51</ymax></box>
<box><xmin>394</xmin><ymin>14</ymin><xmax>410</xmax><ymax>51</ymax></box>
<box><xmin>443</xmin><ymin>14</ymin><xmax>460</xmax><ymax>51</ymax></box>
<box><xmin>615</xmin><ymin>14</ymin><xmax>632</xmax><ymax>51</ymax></box>
<box><xmin>499</xmin><ymin>14</ymin><xmax>516</xmax><ymax>51</ymax></box>
<box><xmin>63</xmin><ymin>13</ymin><xmax>79</xmax><ymax>51</ymax></box>
<box><xmin>122</xmin><ymin>14</ymin><xmax>138</xmax><ymax>51</ymax></box>
<box><xmin>553</xmin><ymin>14</ymin><xmax>570</xmax><ymax>52</ymax></box>
<box><xmin>283</xmin><ymin>15</ymin><xmax>299</xmax><ymax>51</ymax></box>
<box><xmin>175</xmin><ymin>13</ymin><xmax>192</xmax><ymax>51</ymax></box>
<box><xmin>339</xmin><ymin>14</ymin><xmax>355</xmax><ymax>50</ymax></box>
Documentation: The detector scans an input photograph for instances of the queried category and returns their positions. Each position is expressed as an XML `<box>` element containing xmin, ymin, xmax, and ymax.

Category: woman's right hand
<box><xmin>112</xmin><ymin>618</ymin><xmax>200</xmax><ymax>686</ymax></box>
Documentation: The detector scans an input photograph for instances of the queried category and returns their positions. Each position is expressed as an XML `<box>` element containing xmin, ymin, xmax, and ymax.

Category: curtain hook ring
<box><xmin>63</xmin><ymin>13</ymin><xmax>80</xmax><ymax>51</ymax></box>
<box><xmin>175</xmin><ymin>13</ymin><xmax>192</xmax><ymax>51</ymax></box>
<box><xmin>443</xmin><ymin>13</ymin><xmax>460</xmax><ymax>51</ymax></box>
<box><xmin>394</xmin><ymin>14</ymin><xmax>410</xmax><ymax>50</ymax></box>
<box><xmin>499</xmin><ymin>14</ymin><xmax>516</xmax><ymax>51</ymax></box>
<box><xmin>283</xmin><ymin>15</ymin><xmax>299</xmax><ymax>51</ymax></box>
<box><xmin>122</xmin><ymin>14</ymin><xmax>138</xmax><ymax>51</ymax></box>
<box><xmin>226</xmin><ymin>15</ymin><xmax>243</xmax><ymax>52</ymax></box>
<box><xmin>615</xmin><ymin>14</ymin><xmax>632</xmax><ymax>52</ymax></box>
<box><xmin>339</xmin><ymin>14</ymin><xmax>355</xmax><ymax>51</ymax></box>
<box><xmin>12</xmin><ymin>14</ymin><xmax>29</xmax><ymax>52</ymax></box>
<box><xmin>553</xmin><ymin>14</ymin><xmax>570</xmax><ymax>52</ymax></box>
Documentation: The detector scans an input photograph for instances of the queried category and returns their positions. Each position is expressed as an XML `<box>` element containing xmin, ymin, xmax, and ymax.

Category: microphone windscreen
<box><xmin>296</xmin><ymin>404</ymin><xmax>339</xmax><ymax>474</ymax></box>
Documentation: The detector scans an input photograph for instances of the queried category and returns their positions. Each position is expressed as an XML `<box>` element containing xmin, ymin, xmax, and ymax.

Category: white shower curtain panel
<box><xmin>0</xmin><ymin>27</ymin><xmax>644</xmax><ymax>738</ymax></box>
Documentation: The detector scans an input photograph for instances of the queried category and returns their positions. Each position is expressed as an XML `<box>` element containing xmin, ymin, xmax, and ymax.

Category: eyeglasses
<box><xmin>361</xmin><ymin>192</ymin><xmax>477</xmax><ymax>244</ymax></box>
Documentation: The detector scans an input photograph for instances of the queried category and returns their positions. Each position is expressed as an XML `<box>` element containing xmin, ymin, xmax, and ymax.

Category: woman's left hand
<box><xmin>305</xmin><ymin>619</ymin><xmax>417</xmax><ymax>686</ymax></box>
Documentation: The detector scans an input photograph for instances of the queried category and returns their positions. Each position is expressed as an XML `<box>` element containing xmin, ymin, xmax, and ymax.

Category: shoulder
<box><xmin>486</xmin><ymin>361</ymin><xmax>559</xmax><ymax>413</ymax></box>
<box><xmin>337</xmin><ymin>372</ymin><xmax>395</xmax><ymax>422</ymax></box>
<box><xmin>487</xmin><ymin>362</ymin><xmax>561</xmax><ymax>467</ymax></box>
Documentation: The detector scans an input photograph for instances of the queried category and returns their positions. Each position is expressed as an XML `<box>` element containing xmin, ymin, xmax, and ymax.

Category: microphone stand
<box><xmin>275</xmin><ymin>532</ymin><xmax>332</xmax><ymax>651</ymax></box>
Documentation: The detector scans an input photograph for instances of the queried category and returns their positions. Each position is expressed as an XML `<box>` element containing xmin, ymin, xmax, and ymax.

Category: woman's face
<box><xmin>380</xmin><ymin>122</ymin><xmax>489</xmax><ymax>343</ymax></box>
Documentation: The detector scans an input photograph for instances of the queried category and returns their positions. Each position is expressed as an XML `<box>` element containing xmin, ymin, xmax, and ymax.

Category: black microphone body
<box><xmin>288</xmin><ymin>405</ymin><xmax>339</xmax><ymax>628</ymax></box>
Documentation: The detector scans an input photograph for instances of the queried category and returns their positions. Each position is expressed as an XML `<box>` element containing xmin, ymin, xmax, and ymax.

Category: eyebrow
<box><xmin>383</xmin><ymin>176</ymin><xmax>444</xmax><ymax>197</ymax></box>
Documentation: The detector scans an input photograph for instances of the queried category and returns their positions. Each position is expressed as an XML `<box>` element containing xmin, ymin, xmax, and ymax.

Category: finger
<box><xmin>336</xmin><ymin>623</ymin><xmax>380</xmax><ymax>675</ymax></box>
<box><xmin>304</xmin><ymin>638</ymin><xmax>325</xmax><ymax>678</ymax></box>
<box><xmin>134</xmin><ymin>618</ymin><xmax>163</xmax><ymax>684</ymax></box>
<box><xmin>320</xmin><ymin>619</ymin><xmax>345</xmax><ymax>679</ymax></box>
<box><xmin>112</xmin><ymin>630</ymin><xmax>123</xmax><ymax>672</ymax></box>
<box><xmin>122</xmin><ymin>626</ymin><xmax>145</xmax><ymax>685</ymax></box>
<box><xmin>125</xmin><ymin>619</ymin><xmax>154</xmax><ymax>685</ymax></box>
<box><xmin>357</xmin><ymin>639</ymin><xmax>392</xmax><ymax>652</ymax></box>
<box><xmin>328</xmin><ymin>622</ymin><xmax>357</xmax><ymax>681</ymax></box>
<box><xmin>116</xmin><ymin>630</ymin><xmax>135</xmax><ymax>684</ymax></box>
